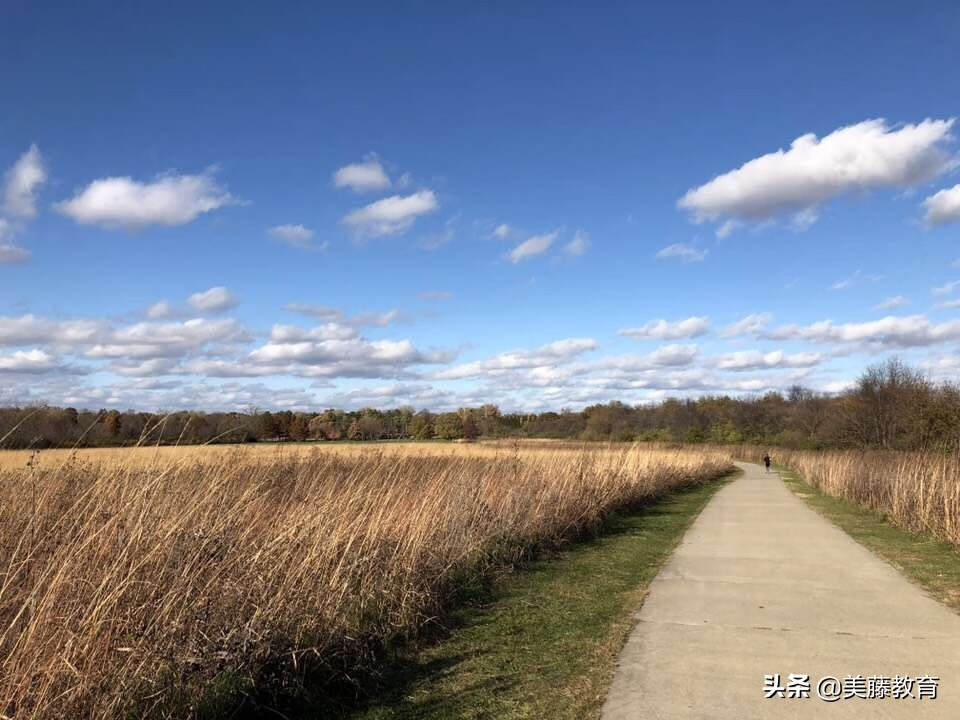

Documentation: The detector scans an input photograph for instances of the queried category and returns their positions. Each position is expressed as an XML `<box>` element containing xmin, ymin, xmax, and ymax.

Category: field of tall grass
<box><xmin>0</xmin><ymin>442</ymin><xmax>732</xmax><ymax>719</ymax></box>
<box><xmin>745</xmin><ymin>447</ymin><xmax>960</xmax><ymax>547</ymax></box>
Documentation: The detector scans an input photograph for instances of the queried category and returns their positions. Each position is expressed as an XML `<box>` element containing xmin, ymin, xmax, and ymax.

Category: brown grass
<box><xmin>742</xmin><ymin>447</ymin><xmax>960</xmax><ymax>547</ymax></box>
<box><xmin>0</xmin><ymin>442</ymin><xmax>731</xmax><ymax>718</ymax></box>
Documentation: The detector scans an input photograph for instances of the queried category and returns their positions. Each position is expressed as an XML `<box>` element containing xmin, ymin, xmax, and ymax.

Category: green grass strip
<box><xmin>777</xmin><ymin>465</ymin><xmax>960</xmax><ymax>613</ymax></box>
<box><xmin>285</xmin><ymin>477</ymin><xmax>728</xmax><ymax>720</ymax></box>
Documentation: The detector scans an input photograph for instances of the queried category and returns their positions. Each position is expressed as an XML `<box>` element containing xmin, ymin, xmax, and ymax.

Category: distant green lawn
<box><xmin>777</xmin><ymin>465</ymin><xmax>960</xmax><ymax>613</ymax></box>
<box><xmin>278</xmin><ymin>476</ymin><xmax>731</xmax><ymax>720</ymax></box>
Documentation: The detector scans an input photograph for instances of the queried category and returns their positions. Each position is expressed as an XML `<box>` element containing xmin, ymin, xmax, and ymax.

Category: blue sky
<box><xmin>2</xmin><ymin>1</ymin><xmax>960</xmax><ymax>411</ymax></box>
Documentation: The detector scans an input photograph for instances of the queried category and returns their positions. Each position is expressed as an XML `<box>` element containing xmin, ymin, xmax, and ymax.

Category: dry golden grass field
<box><xmin>0</xmin><ymin>440</ymin><xmax>733</xmax><ymax>719</ymax></box>
<box><xmin>740</xmin><ymin>445</ymin><xmax>960</xmax><ymax>547</ymax></box>
<box><xmin>0</xmin><ymin>439</ymin><xmax>582</xmax><ymax>471</ymax></box>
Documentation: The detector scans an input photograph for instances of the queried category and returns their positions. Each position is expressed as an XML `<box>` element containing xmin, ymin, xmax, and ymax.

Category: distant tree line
<box><xmin>2</xmin><ymin>359</ymin><xmax>959</xmax><ymax>452</ymax></box>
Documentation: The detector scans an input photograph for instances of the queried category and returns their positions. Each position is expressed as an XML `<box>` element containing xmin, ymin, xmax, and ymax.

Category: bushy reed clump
<box><xmin>742</xmin><ymin>446</ymin><xmax>960</xmax><ymax>547</ymax></box>
<box><xmin>0</xmin><ymin>443</ymin><xmax>731</xmax><ymax>719</ymax></box>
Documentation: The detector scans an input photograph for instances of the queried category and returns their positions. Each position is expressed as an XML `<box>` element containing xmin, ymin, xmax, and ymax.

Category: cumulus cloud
<box><xmin>492</xmin><ymin>223</ymin><xmax>512</xmax><ymax>239</ymax></box>
<box><xmin>714</xmin><ymin>350</ymin><xmax>823</xmax><ymax>371</ymax></box>
<box><xmin>321</xmin><ymin>383</ymin><xmax>460</xmax><ymax>411</ymax></box>
<box><xmin>0</xmin><ymin>348</ymin><xmax>56</xmax><ymax>372</ymax></box>
<box><xmin>506</xmin><ymin>231</ymin><xmax>557</xmax><ymax>263</ymax></box>
<box><xmin>55</xmin><ymin>170</ymin><xmax>236</xmax><ymax>229</ymax></box>
<box><xmin>923</xmin><ymin>184</ymin><xmax>960</xmax><ymax>226</ymax></box>
<box><xmin>434</xmin><ymin>338</ymin><xmax>597</xmax><ymax>380</ymax></box>
<box><xmin>4</xmin><ymin>145</ymin><xmax>46</xmax><ymax>218</ymax></box>
<box><xmin>656</xmin><ymin>243</ymin><xmax>708</xmax><ymax>263</ymax></box>
<box><xmin>720</xmin><ymin>313</ymin><xmax>773</xmax><ymax>338</ymax></box>
<box><xmin>342</xmin><ymin>190</ymin><xmax>438</xmax><ymax>237</ymax></box>
<box><xmin>85</xmin><ymin>318</ymin><xmax>251</xmax><ymax>359</ymax></box>
<box><xmin>12</xmin><ymin>379</ymin><xmax>320</xmax><ymax>413</ymax></box>
<box><xmin>763</xmin><ymin>314</ymin><xmax>960</xmax><ymax>349</ymax></box>
<box><xmin>333</xmin><ymin>155</ymin><xmax>391</xmax><ymax>193</ymax></box>
<box><xmin>0</xmin><ymin>314</ymin><xmax>106</xmax><ymax>347</ymax></box>
<box><xmin>593</xmin><ymin>344</ymin><xmax>700</xmax><ymax>372</ymax></box>
<box><xmin>0</xmin><ymin>313</ymin><xmax>251</xmax><ymax>370</ymax></box>
<box><xmin>618</xmin><ymin>317</ymin><xmax>710</xmax><ymax>340</ymax></box>
<box><xmin>875</xmin><ymin>295</ymin><xmax>908</xmax><ymax>310</ymax></box>
<box><xmin>0</xmin><ymin>147</ymin><xmax>45</xmax><ymax>262</ymax></box>
<box><xmin>268</xmin><ymin>223</ymin><xmax>326</xmax><ymax>251</ymax></box>
<box><xmin>246</xmin><ymin>324</ymin><xmax>454</xmax><ymax>379</ymax></box>
<box><xmin>679</xmin><ymin>118</ymin><xmax>955</xmax><ymax>230</ymax></box>
<box><xmin>146</xmin><ymin>301</ymin><xmax>174</xmax><ymax>319</ymax></box>
<box><xmin>564</xmin><ymin>229</ymin><xmax>590</xmax><ymax>256</ymax></box>
<box><xmin>187</xmin><ymin>286</ymin><xmax>238</xmax><ymax>313</ymax></box>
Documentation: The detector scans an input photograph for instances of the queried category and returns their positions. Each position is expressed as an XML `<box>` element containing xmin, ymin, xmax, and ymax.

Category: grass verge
<box><xmin>279</xmin><ymin>475</ymin><xmax>733</xmax><ymax>720</ymax></box>
<box><xmin>777</xmin><ymin>465</ymin><xmax>960</xmax><ymax>613</ymax></box>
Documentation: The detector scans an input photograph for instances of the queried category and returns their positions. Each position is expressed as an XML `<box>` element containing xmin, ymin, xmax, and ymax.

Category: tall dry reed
<box><xmin>0</xmin><ymin>443</ymin><xmax>731</xmax><ymax>718</ymax></box>
<box><xmin>742</xmin><ymin>447</ymin><xmax>960</xmax><ymax>547</ymax></box>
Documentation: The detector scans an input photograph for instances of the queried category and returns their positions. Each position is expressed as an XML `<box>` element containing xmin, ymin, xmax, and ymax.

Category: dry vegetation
<box><xmin>746</xmin><ymin>447</ymin><xmax>960</xmax><ymax>547</ymax></box>
<box><xmin>0</xmin><ymin>442</ymin><xmax>732</xmax><ymax>719</ymax></box>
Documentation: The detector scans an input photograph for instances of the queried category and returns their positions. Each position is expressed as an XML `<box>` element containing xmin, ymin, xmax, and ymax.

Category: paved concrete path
<box><xmin>602</xmin><ymin>461</ymin><xmax>960</xmax><ymax>719</ymax></box>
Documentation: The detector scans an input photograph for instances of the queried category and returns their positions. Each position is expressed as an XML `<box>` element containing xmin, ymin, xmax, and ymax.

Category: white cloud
<box><xmin>715</xmin><ymin>350</ymin><xmax>823</xmax><ymax>371</ymax></box>
<box><xmin>342</xmin><ymin>190</ymin><xmax>438</xmax><ymax>237</ymax></box>
<box><xmin>284</xmin><ymin>303</ymin><xmax>400</xmax><ymax>327</ymax></box>
<box><xmin>492</xmin><ymin>223</ymin><xmax>512</xmax><ymax>239</ymax></box>
<box><xmin>4</xmin><ymin>145</ymin><xmax>46</xmax><ymax>218</ymax></box>
<box><xmin>932</xmin><ymin>280</ymin><xmax>960</xmax><ymax>297</ymax></box>
<box><xmin>875</xmin><ymin>295</ymin><xmax>908</xmax><ymax>310</ymax></box>
<box><xmin>937</xmin><ymin>299</ymin><xmax>960</xmax><ymax>310</ymax></box>
<box><xmin>419</xmin><ymin>214</ymin><xmax>458</xmax><ymax>250</ymax></box>
<box><xmin>506</xmin><ymin>231</ymin><xmax>557</xmax><ymax>263</ymax></box>
<box><xmin>322</xmin><ymin>383</ymin><xmax>459</xmax><ymax>411</ymax></box>
<box><xmin>0</xmin><ymin>217</ymin><xmax>29</xmax><ymax>263</ymax></box>
<box><xmin>720</xmin><ymin>313</ymin><xmax>773</xmax><ymax>338</ymax></box>
<box><xmin>86</xmin><ymin>318</ymin><xmax>251</xmax><ymax>360</ymax></box>
<box><xmin>764</xmin><ymin>314</ymin><xmax>960</xmax><ymax>349</ymax></box>
<box><xmin>0</xmin><ymin>245</ymin><xmax>29</xmax><ymax>264</ymax></box>
<box><xmin>564</xmin><ymin>229</ymin><xmax>590</xmax><ymax>256</ymax></box>
<box><xmin>9</xmin><ymin>378</ymin><xmax>320</xmax><ymax>413</ymax></box>
<box><xmin>594</xmin><ymin>345</ymin><xmax>700</xmax><ymax>371</ymax></box>
<box><xmin>715</xmin><ymin>220</ymin><xmax>737</xmax><ymax>238</ymax></box>
<box><xmin>0</xmin><ymin>313</ymin><xmax>251</xmax><ymax>370</ymax></box>
<box><xmin>832</xmin><ymin>269</ymin><xmax>882</xmax><ymax>291</ymax></box>
<box><xmin>246</xmin><ymin>324</ymin><xmax>454</xmax><ymax>379</ymax></box>
<box><xmin>434</xmin><ymin>338</ymin><xmax>597</xmax><ymax>380</ymax></box>
<box><xmin>268</xmin><ymin>223</ymin><xmax>326</xmax><ymax>251</ymax></box>
<box><xmin>187</xmin><ymin>286</ymin><xmax>238</xmax><ymax>313</ymax></box>
<box><xmin>333</xmin><ymin>155</ymin><xmax>391</xmax><ymax>193</ymax></box>
<box><xmin>0</xmin><ymin>315</ymin><xmax>106</xmax><ymax>347</ymax></box>
<box><xmin>146</xmin><ymin>301</ymin><xmax>174</xmax><ymax>319</ymax></box>
<box><xmin>656</xmin><ymin>243</ymin><xmax>708</xmax><ymax>263</ymax></box>
<box><xmin>55</xmin><ymin>170</ymin><xmax>235</xmax><ymax>229</ymax></box>
<box><xmin>0</xmin><ymin>348</ymin><xmax>56</xmax><ymax>372</ymax></box>
<box><xmin>618</xmin><ymin>317</ymin><xmax>710</xmax><ymax>340</ymax></box>
<box><xmin>923</xmin><ymin>184</ymin><xmax>960</xmax><ymax>226</ymax></box>
<box><xmin>679</xmin><ymin>118</ymin><xmax>955</xmax><ymax>229</ymax></box>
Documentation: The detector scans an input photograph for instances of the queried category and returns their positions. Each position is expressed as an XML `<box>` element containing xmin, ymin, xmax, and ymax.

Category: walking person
<box><xmin>762</xmin><ymin>452</ymin><xmax>771</xmax><ymax>474</ymax></box>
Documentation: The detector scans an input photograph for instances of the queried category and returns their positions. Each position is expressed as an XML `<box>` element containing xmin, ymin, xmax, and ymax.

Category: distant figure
<box><xmin>763</xmin><ymin>453</ymin><xmax>771</xmax><ymax>473</ymax></box>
